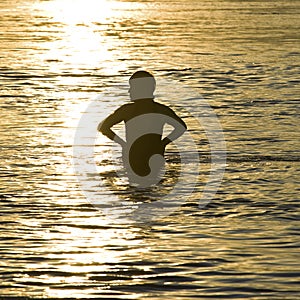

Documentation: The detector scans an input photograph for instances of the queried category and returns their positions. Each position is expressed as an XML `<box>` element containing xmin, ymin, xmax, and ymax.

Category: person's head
<box><xmin>129</xmin><ymin>70</ymin><xmax>156</xmax><ymax>101</ymax></box>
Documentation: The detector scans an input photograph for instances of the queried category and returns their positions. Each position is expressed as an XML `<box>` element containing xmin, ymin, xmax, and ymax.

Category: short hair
<box><xmin>130</xmin><ymin>70</ymin><xmax>155</xmax><ymax>80</ymax></box>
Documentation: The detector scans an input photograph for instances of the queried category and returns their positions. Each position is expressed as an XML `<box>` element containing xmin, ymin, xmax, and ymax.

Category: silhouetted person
<box><xmin>98</xmin><ymin>71</ymin><xmax>187</xmax><ymax>186</ymax></box>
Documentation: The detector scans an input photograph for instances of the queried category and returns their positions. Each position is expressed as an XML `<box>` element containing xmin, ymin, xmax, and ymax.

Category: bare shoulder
<box><xmin>118</xmin><ymin>102</ymin><xmax>133</xmax><ymax>111</ymax></box>
<box><xmin>154</xmin><ymin>101</ymin><xmax>177</xmax><ymax>115</ymax></box>
<box><xmin>154</xmin><ymin>101</ymin><xmax>186</xmax><ymax>127</ymax></box>
<box><xmin>114</xmin><ymin>102</ymin><xmax>133</xmax><ymax>114</ymax></box>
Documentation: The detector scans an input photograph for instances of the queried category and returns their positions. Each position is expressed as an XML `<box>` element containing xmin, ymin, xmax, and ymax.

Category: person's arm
<box><xmin>162</xmin><ymin>107</ymin><xmax>187</xmax><ymax>147</ymax></box>
<box><xmin>97</xmin><ymin>106</ymin><xmax>126</xmax><ymax>147</ymax></box>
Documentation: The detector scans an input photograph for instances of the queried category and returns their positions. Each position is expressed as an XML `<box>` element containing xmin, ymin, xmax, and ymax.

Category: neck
<box><xmin>132</xmin><ymin>98</ymin><xmax>154</xmax><ymax>102</ymax></box>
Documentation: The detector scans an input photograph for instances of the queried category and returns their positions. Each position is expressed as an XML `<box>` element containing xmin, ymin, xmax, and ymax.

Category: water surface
<box><xmin>0</xmin><ymin>0</ymin><xmax>299</xmax><ymax>299</ymax></box>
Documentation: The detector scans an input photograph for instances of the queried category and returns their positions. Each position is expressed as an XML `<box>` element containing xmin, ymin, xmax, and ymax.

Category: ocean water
<box><xmin>0</xmin><ymin>0</ymin><xmax>299</xmax><ymax>299</ymax></box>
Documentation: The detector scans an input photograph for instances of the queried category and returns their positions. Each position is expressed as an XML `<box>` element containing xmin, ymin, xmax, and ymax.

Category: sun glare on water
<box><xmin>29</xmin><ymin>0</ymin><xmax>131</xmax><ymax>203</ymax></box>
<box><xmin>34</xmin><ymin>0</ymin><xmax>132</xmax><ymax>74</ymax></box>
<box><xmin>38</xmin><ymin>0</ymin><xmax>116</xmax><ymax>25</ymax></box>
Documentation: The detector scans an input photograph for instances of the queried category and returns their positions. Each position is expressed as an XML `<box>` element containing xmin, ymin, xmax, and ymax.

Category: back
<box><xmin>121</xmin><ymin>99</ymin><xmax>175</xmax><ymax>177</ymax></box>
<box><xmin>98</xmin><ymin>98</ymin><xmax>186</xmax><ymax>178</ymax></box>
<box><xmin>123</xmin><ymin>100</ymin><xmax>167</xmax><ymax>143</ymax></box>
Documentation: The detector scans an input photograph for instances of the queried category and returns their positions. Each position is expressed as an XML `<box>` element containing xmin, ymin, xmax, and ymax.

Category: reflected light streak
<box><xmin>30</xmin><ymin>0</ymin><xmax>135</xmax><ymax>213</ymax></box>
<box><xmin>37</xmin><ymin>0</ymin><xmax>115</xmax><ymax>25</ymax></box>
<box><xmin>39</xmin><ymin>24</ymin><xmax>112</xmax><ymax>72</ymax></box>
<box><xmin>42</xmin><ymin>222</ymin><xmax>146</xmax><ymax>299</ymax></box>
<box><xmin>34</xmin><ymin>0</ymin><xmax>124</xmax><ymax>73</ymax></box>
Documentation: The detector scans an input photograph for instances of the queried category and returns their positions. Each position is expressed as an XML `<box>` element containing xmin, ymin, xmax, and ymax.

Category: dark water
<box><xmin>1</xmin><ymin>0</ymin><xmax>299</xmax><ymax>299</ymax></box>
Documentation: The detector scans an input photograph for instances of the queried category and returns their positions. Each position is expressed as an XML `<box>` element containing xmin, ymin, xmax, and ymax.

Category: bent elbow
<box><xmin>97</xmin><ymin>121</ymin><xmax>104</xmax><ymax>132</ymax></box>
<box><xmin>97</xmin><ymin>121</ymin><xmax>109</xmax><ymax>135</ymax></box>
<box><xmin>180</xmin><ymin>121</ymin><xmax>187</xmax><ymax>133</ymax></box>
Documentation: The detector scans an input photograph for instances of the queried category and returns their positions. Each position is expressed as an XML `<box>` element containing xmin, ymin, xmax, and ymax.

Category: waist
<box><xmin>126</xmin><ymin>133</ymin><xmax>162</xmax><ymax>144</ymax></box>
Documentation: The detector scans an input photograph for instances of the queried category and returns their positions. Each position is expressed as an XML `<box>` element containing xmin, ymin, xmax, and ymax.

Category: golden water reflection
<box><xmin>33</xmin><ymin>0</ymin><xmax>133</xmax><ymax>74</ymax></box>
<box><xmin>40</xmin><ymin>215</ymin><xmax>148</xmax><ymax>298</ymax></box>
<box><xmin>36</xmin><ymin>0</ymin><xmax>116</xmax><ymax>25</ymax></box>
<box><xmin>1</xmin><ymin>0</ymin><xmax>299</xmax><ymax>298</ymax></box>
